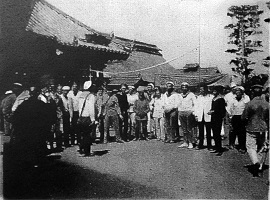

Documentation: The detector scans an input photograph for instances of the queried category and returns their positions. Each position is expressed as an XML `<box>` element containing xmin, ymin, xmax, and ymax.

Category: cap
<box><xmin>251</xmin><ymin>84</ymin><xmax>263</xmax><ymax>89</ymax></box>
<box><xmin>62</xmin><ymin>86</ymin><xmax>70</xmax><ymax>91</ymax></box>
<box><xmin>147</xmin><ymin>83</ymin><xmax>154</xmax><ymax>88</ymax></box>
<box><xmin>235</xmin><ymin>86</ymin><xmax>245</xmax><ymax>92</ymax></box>
<box><xmin>181</xmin><ymin>82</ymin><xmax>189</xmax><ymax>87</ymax></box>
<box><xmin>13</xmin><ymin>83</ymin><xmax>22</xmax><ymax>87</ymax></box>
<box><xmin>83</xmin><ymin>81</ymin><xmax>92</xmax><ymax>90</ymax></box>
<box><xmin>112</xmin><ymin>89</ymin><xmax>118</xmax><ymax>93</ymax></box>
<box><xmin>5</xmin><ymin>90</ymin><xmax>13</xmax><ymax>95</ymax></box>
<box><xmin>166</xmin><ymin>81</ymin><xmax>174</xmax><ymax>86</ymax></box>
<box><xmin>128</xmin><ymin>85</ymin><xmax>135</xmax><ymax>90</ymax></box>
<box><xmin>137</xmin><ymin>86</ymin><xmax>145</xmax><ymax>92</ymax></box>
<box><xmin>230</xmin><ymin>82</ymin><xmax>237</xmax><ymax>88</ymax></box>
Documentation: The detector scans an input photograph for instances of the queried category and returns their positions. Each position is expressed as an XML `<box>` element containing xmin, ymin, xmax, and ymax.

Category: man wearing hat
<box><xmin>242</xmin><ymin>84</ymin><xmax>269</xmax><ymax>177</ymax></box>
<box><xmin>127</xmin><ymin>85</ymin><xmax>138</xmax><ymax>138</ymax></box>
<box><xmin>1</xmin><ymin>83</ymin><xmax>23</xmax><ymax>136</ymax></box>
<box><xmin>228</xmin><ymin>86</ymin><xmax>250</xmax><ymax>153</ymax></box>
<box><xmin>68</xmin><ymin>82</ymin><xmax>82</xmax><ymax>145</ymax></box>
<box><xmin>145</xmin><ymin>83</ymin><xmax>155</xmax><ymax>139</ymax></box>
<box><xmin>103</xmin><ymin>88</ymin><xmax>124</xmax><ymax>143</ymax></box>
<box><xmin>77</xmin><ymin>81</ymin><xmax>97</xmax><ymax>156</ymax></box>
<box><xmin>163</xmin><ymin>81</ymin><xmax>179</xmax><ymax>143</ymax></box>
<box><xmin>61</xmin><ymin>86</ymin><xmax>73</xmax><ymax>147</ymax></box>
<box><xmin>178</xmin><ymin>82</ymin><xmax>196</xmax><ymax>149</ymax></box>
<box><xmin>133</xmin><ymin>86</ymin><xmax>150</xmax><ymax>140</ymax></box>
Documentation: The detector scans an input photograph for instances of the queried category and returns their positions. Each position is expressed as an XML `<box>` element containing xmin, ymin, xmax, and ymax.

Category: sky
<box><xmin>47</xmin><ymin>0</ymin><xmax>269</xmax><ymax>74</ymax></box>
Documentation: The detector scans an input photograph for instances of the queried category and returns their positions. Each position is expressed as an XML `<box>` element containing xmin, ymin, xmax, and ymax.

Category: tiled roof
<box><xmin>208</xmin><ymin>74</ymin><xmax>231</xmax><ymax>87</ymax></box>
<box><xmin>106</xmin><ymin>51</ymin><xmax>176</xmax><ymax>85</ymax></box>
<box><xmin>183</xmin><ymin>63</ymin><xmax>199</xmax><ymax>69</ymax></box>
<box><xmin>157</xmin><ymin>74</ymin><xmax>225</xmax><ymax>87</ymax></box>
<box><xmin>26</xmin><ymin>0</ymin><xmax>128</xmax><ymax>54</ymax></box>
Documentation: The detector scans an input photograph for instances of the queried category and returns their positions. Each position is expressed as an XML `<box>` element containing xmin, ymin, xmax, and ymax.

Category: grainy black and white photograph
<box><xmin>0</xmin><ymin>0</ymin><xmax>269</xmax><ymax>199</ymax></box>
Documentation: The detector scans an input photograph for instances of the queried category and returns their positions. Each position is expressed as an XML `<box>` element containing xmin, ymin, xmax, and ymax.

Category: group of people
<box><xmin>0</xmin><ymin>79</ymin><xmax>269</xmax><ymax>177</ymax></box>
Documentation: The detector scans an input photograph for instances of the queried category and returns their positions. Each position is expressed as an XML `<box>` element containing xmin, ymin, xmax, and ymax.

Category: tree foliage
<box><xmin>225</xmin><ymin>5</ymin><xmax>264</xmax><ymax>80</ymax></box>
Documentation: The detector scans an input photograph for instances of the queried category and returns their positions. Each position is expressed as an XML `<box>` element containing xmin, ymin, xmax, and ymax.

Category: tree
<box><xmin>225</xmin><ymin>5</ymin><xmax>264</xmax><ymax>81</ymax></box>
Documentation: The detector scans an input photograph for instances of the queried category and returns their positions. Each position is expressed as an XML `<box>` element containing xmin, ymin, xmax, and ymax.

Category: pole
<box><xmin>198</xmin><ymin>0</ymin><xmax>201</xmax><ymax>88</ymax></box>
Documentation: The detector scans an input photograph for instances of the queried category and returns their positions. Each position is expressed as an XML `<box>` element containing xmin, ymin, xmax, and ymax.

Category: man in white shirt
<box><xmin>61</xmin><ymin>86</ymin><xmax>73</xmax><ymax>147</ymax></box>
<box><xmin>77</xmin><ymin>81</ymin><xmax>97</xmax><ymax>156</ymax></box>
<box><xmin>68</xmin><ymin>82</ymin><xmax>82</xmax><ymax>145</ymax></box>
<box><xmin>228</xmin><ymin>86</ymin><xmax>250</xmax><ymax>153</ymax></box>
<box><xmin>178</xmin><ymin>82</ymin><xmax>196</xmax><ymax>149</ymax></box>
<box><xmin>163</xmin><ymin>81</ymin><xmax>179</xmax><ymax>143</ymax></box>
<box><xmin>194</xmin><ymin>86</ymin><xmax>213</xmax><ymax>150</ymax></box>
<box><xmin>127</xmin><ymin>86</ymin><xmax>138</xmax><ymax>138</ymax></box>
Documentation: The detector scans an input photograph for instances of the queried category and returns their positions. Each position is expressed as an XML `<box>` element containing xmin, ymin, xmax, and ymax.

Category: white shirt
<box><xmin>127</xmin><ymin>93</ymin><xmax>138</xmax><ymax>113</ymax></box>
<box><xmin>229</xmin><ymin>95</ymin><xmax>250</xmax><ymax>116</ymax></box>
<box><xmin>178</xmin><ymin>92</ymin><xmax>196</xmax><ymax>112</ymax></box>
<box><xmin>61</xmin><ymin>94</ymin><xmax>73</xmax><ymax>118</ymax></box>
<box><xmin>164</xmin><ymin>92</ymin><xmax>179</xmax><ymax>112</ymax></box>
<box><xmin>149</xmin><ymin>94</ymin><xmax>165</xmax><ymax>118</ymax></box>
<box><xmin>78</xmin><ymin>92</ymin><xmax>96</xmax><ymax>121</ymax></box>
<box><xmin>224</xmin><ymin>92</ymin><xmax>235</xmax><ymax>113</ymax></box>
<box><xmin>194</xmin><ymin>94</ymin><xmax>213</xmax><ymax>122</ymax></box>
<box><xmin>68</xmin><ymin>90</ymin><xmax>82</xmax><ymax>112</ymax></box>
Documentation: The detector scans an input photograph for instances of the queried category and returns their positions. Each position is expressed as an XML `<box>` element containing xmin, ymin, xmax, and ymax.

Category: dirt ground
<box><xmin>2</xmin><ymin>135</ymin><xmax>269</xmax><ymax>199</ymax></box>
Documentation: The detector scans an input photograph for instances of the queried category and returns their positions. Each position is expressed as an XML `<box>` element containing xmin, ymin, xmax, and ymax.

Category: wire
<box><xmin>90</xmin><ymin>46</ymin><xmax>199</xmax><ymax>75</ymax></box>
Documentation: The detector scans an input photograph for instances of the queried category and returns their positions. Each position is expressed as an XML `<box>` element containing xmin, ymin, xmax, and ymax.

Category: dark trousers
<box><xmin>79</xmin><ymin>123</ymin><xmax>94</xmax><ymax>155</ymax></box>
<box><xmin>230</xmin><ymin>115</ymin><xmax>246</xmax><ymax>150</ymax></box>
<box><xmin>62</xmin><ymin>113</ymin><xmax>70</xmax><ymax>147</ymax></box>
<box><xmin>211</xmin><ymin>118</ymin><xmax>223</xmax><ymax>152</ymax></box>
<box><xmin>164</xmin><ymin>110</ymin><xmax>178</xmax><ymax>141</ymax></box>
<box><xmin>71</xmin><ymin>111</ymin><xmax>79</xmax><ymax>144</ymax></box>
<box><xmin>119</xmin><ymin>110</ymin><xmax>129</xmax><ymax>141</ymax></box>
<box><xmin>198</xmin><ymin>119</ymin><xmax>212</xmax><ymax>148</ymax></box>
<box><xmin>179</xmin><ymin>111</ymin><xmax>195</xmax><ymax>144</ymax></box>
<box><xmin>98</xmin><ymin>116</ymin><xmax>105</xmax><ymax>142</ymax></box>
<box><xmin>135</xmin><ymin>120</ymin><xmax>147</xmax><ymax>139</ymax></box>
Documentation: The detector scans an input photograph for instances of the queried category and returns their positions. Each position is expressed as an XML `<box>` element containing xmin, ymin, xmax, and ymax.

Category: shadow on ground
<box><xmin>3</xmin><ymin>147</ymin><xmax>168</xmax><ymax>199</ymax></box>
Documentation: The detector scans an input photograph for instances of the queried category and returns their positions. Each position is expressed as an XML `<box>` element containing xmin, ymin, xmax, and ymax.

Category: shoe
<box><xmin>188</xmin><ymin>143</ymin><xmax>194</xmax><ymax>149</ymax></box>
<box><xmin>170</xmin><ymin>140</ymin><xmax>176</xmax><ymax>144</ymax></box>
<box><xmin>195</xmin><ymin>146</ymin><xmax>203</xmax><ymax>150</ymax></box>
<box><xmin>252</xmin><ymin>163</ymin><xmax>260</xmax><ymax>177</ymax></box>
<box><xmin>132</xmin><ymin>138</ymin><xmax>138</xmax><ymax>141</ymax></box>
<box><xmin>178</xmin><ymin>143</ymin><xmax>188</xmax><ymax>148</ymax></box>
<box><xmin>216</xmin><ymin>152</ymin><xmax>223</xmax><ymax>156</ymax></box>
<box><xmin>239</xmin><ymin>149</ymin><xmax>246</xmax><ymax>154</ymax></box>
<box><xmin>145</xmin><ymin>137</ymin><xmax>150</xmax><ymax>141</ymax></box>
<box><xmin>228</xmin><ymin>145</ymin><xmax>234</xmax><ymax>150</ymax></box>
<box><xmin>164</xmin><ymin>140</ymin><xmax>171</xmax><ymax>143</ymax></box>
<box><xmin>210</xmin><ymin>150</ymin><xmax>219</xmax><ymax>153</ymax></box>
<box><xmin>116</xmin><ymin>139</ymin><xmax>124</xmax><ymax>143</ymax></box>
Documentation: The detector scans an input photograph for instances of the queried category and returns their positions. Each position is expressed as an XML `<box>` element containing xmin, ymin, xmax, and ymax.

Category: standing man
<box><xmin>178</xmin><ymin>82</ymin><xmax>196</xmax><ymax>149</ymax></box>
<box><xmin>242</xmin><ymin>84</ymin><xmax>269</xmax><ymax>177</ymax></box>
<box><xmin>68</xmin><ymin>82</ymin><xmax>82</xmax><ymax>145</ymax></box>
<box><xmin>208</xmin><ymin>86</ymin><xmax>227</xmax><ymax>156</ymax></box>
<box><xmin>61</xmin><ymin>86</ymin><xmax>73</xmax><ymax>147</ymax></box>
<box><xmin>145</xmin><ymin>83</ymin><xmax>155</xmax><ymax>139</ymax></box>
<box><xmin>103</xmin><ymin>89</ymin><xmax>124</xmax><ymax>143</ymax></box>
<box><xmin>228</xmin><ymin>86</ymin><xmax>250</xmax><ymax>153</ymax></box>
<box><xmin>1</xmin><ymin>83</ymin><xmax>23</xmax><ymax>136</ymax></box>
<box><xmin>133</xmin><ymin>86</ymin><xmax>150</xmax><ymax>141</ymax></box>
<box><xmin>117</xmin><ymin>84</ymin><xmax>129</xmax><ymax>141</ymax></box>
<box><xmin>96</xmin><ymin>86</ymin><xmax>109</xmax><ymax>143</ymax></box>
<box><xmin>163</xmin><ymin>81</ymin><xmax>179</xmax><ymax>143</ymax></box>
<box><xmin>194</xmin><ymin>86</ymin><xmax>213</xmax><ymax>150</ymax></box>
<box><xmin>77</xmin><ymin>81</ymin><xmax>97</xmax><ymax>156</ymax></box>
<box><xmin>127</xmin><ymin>86</ymin><xmax>138</xmax><ymax>139</ymax></box>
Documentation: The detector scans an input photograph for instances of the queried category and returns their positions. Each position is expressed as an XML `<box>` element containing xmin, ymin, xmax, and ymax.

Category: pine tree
<box><xmin>225</xmin><ymin>5</ymin><xmax>264</xmax><ymax>81</ymax></box>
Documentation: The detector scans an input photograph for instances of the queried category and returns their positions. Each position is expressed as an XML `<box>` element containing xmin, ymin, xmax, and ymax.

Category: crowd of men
<box><xmin>0</xmin><ymin>79</ymin><xmax>269</xmax><ymax>177</ymax></box>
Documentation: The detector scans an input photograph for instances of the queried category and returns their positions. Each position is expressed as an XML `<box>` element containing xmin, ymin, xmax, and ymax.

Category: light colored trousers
<box><xmin>246</xmin><ymin>132</ymin><xmax>268</xmax><ymax>165</ymax></box>
<box><xmin>147</xmin><ymin>112</ymin><xmax>154</xmax><ymax>133</ymax></box>
<box><xmin>153</xmin><ymin>117</ymin><xmax>165</xmax><ymax>140</ymax></box>
<box><xmin>129</xmin><ymin>112</ymin><xmax>136</xmax><ymax>136</ymax></box>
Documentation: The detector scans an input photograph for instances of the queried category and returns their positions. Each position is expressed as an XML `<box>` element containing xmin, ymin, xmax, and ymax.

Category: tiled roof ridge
<box><xmin>37</xmin><ymin>0</ymin><xmax>110</xmax><ymax>38</ymax></box>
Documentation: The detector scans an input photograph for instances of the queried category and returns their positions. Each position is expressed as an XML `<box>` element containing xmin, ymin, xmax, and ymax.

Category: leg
<box><xmin>160</xmin><ymin>117</ymin><xmax>165</xmax><ymax>141</ymax></box>
<box><xmin>134</xmin><ymin>119</ymin><xmax>140</xmax><ymax>140</ymax></box>
<box><xmin>212</xmin><ymin>119</ymin><xmax>223</xmax><ymax>153</ymax></box>
<box><xmin>179</xmin><ymin>112</ymin><xmax>188</xmax><ymax>144</ymax></box>
<box><xmin>229</xmin><ymin>116</ymin><xmax>237</xmax><ymax>148</ymax></box>
<box><xmin>123</xmin><ymin>111</ymin><xmax>129</xmax><ymax>141</ymax></box>
<box><xmin>63</xmin><ymin>114</ymin><xmax>70</xmax><ymax>147</ymax></box>
<box><xmin>103</xmin><ymin>115</ymin><xmax>110</xmax><ymax>143</ymax></box>
<box><xmin>99</xmin><ymin>117</ymin><xmax>105</xmax><ymax>142</ymax></box>
<box><xmin>197</xmin><ymin>121</ymin><xmax>205</xmax><ymax>147</ymax></box>
<box><xmin>112</xmin><ymin>114</ymin><xmax>121</xmax><ymax>141</ymax></box>
<box><xmin>142</xmin><ymin>120</ymin><xmax>148</xmax><ymax>139</ymax></box>
<box><xmin>3</xmin><ymin>118</ymin><xmax>11</xmax><ymax>136</ymax></box>
<box><xmin>205</xmin><ymin>122</ymin><xmax>212</xmax><ymax>149</ymax></box>
<box><xmin>154</xmin><ymin>117</ymin><xmax>160</xmax><ymax>139</ymax></box>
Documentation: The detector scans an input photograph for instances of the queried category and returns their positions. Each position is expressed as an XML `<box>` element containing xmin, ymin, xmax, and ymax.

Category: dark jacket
<box><xmin>117</xmin><ymin>93</ymin><xmax>129</xmax><ymax>112</ymax></box>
